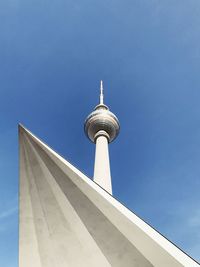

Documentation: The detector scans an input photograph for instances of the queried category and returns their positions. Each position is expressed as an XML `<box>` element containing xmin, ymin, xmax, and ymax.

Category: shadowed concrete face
<box><xmin>19</xmin><ymin>125</ymin><xmax>200</xmax><ymax>267</ymax></box>
<box><xmin>27</xmin><ymin>131</ymin><xmax>152</xmax><ymax>267</ymax></box>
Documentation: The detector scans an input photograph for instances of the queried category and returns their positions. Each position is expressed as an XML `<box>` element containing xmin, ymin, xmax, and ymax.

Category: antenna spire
<box><xmin>100</xmin><ymin>80</ymin><xmax>104</xmax><ymax>104</ymax></box>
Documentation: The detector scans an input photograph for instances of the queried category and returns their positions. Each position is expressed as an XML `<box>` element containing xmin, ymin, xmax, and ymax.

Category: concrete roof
<box><xmin>19</xmin><ymin>125</ymin><xmax>199</xmax><ymax>267</ymax></box>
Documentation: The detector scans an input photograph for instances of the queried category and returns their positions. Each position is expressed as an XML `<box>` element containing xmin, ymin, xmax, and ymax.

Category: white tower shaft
<box><xmin>93</xmin><ymin>135</ymin><xmax>112</xmax><ymax>194</ymax></box>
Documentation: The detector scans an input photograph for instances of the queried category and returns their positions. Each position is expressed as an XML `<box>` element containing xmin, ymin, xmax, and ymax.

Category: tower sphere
<box><xmin>84</xmin><ymin>82</ymin><xmax>120</xmax><ymax>143</ymax></box>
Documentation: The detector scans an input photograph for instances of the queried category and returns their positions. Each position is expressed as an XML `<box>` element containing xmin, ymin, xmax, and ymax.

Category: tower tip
<box><xmin>100</xmin><ymin>80</ymin><xmax>103</xmax><ymax>90</ymax></box>
<box><xmin>100</xmin><ymin>80</ymin><xmax>104</xmax><ymax>104</ymax></box>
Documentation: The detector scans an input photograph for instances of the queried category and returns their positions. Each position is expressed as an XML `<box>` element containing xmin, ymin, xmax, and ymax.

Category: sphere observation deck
<box><xmin>84</xmin><ymin>81</ymin><xmax>120</xmax><ymax>143</ymax></box>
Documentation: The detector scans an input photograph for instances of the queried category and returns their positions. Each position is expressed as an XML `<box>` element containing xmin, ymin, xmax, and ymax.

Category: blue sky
<box><xmin>0</xmin><ymin>0</ymin><xmax>200</xmax><ymax>265</ymax></box>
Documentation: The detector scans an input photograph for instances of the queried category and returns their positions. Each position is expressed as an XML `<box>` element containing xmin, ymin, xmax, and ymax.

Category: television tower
<box><xmin>84</xmin><ymin>81</ymin><xmax>120</xmax><ymax>194</ymax></box>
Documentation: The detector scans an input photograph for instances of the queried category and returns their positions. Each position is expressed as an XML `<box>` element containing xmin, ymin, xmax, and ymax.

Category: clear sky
<box><xmin>0</xmin><ymin>0</ymin><xmax>200</xmax><ymax>266</ymax></box>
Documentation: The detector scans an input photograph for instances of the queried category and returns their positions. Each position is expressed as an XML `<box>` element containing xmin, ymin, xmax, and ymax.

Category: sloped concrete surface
<box><xmin>19</xmin><ymin>125</ymin><xmax>199</xmax><ymax>267</ymax></box>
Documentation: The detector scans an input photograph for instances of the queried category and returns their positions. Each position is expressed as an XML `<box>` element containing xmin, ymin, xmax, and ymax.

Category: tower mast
<box><xmin>84</xmin><ymin>81</ymin><xmax>120</xmax><ymax>194</ymax></box>
<box><xmin>100</xmin><ymin>80</ymin><xmax>104</xmax><ymax>104</ymax></box>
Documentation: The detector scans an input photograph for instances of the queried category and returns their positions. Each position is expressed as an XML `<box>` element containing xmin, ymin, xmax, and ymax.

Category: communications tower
<box><xmin>84</xmin><ymin>81</ymin><xmax>120</xmax><ymax>194</ymax></box>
